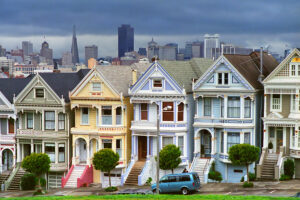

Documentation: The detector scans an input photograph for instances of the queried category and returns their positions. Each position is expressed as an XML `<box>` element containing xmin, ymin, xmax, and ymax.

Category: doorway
<box><xmin>276</xmin><ymin>128</ymin><xmax>283</xmax><ymax>153</ymax></box>
<box><xmin>23</xmin><ymin>144</ymin><xmax>31</xmax><ymax>159</ymax></box>
<box><xmin>2</xmin><ymin>149</ymin><xmax>13</xmax><ymax>171</ymax></box>
<box><xmin>138</xmin><ymin>136</ymin><xmax>147</xmax><ymax>160</ymax></box>
<box><xmin>200</xmin><ymin>130</ymin><xmax>211</xmax><ymax>158</ymax></box>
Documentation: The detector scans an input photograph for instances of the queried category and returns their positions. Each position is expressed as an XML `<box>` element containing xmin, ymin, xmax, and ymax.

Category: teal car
<box><xmin>151</xmin><ymin>172</ymin><xmax>200</xmax><ymax>195</ymax></box>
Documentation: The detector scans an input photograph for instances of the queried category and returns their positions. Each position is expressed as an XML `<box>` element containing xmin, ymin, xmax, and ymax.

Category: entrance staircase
<box><xmin>0</xmin><ymin>171</ymin><xmax>11</xmax><ymax>186</ymax></box>
<box><xmin>261</xmin><ymin>153</ymin><xmax>278</xmax><ymax>180</ymax></box>
<box><xmin>124</xmin><ymin>161</ymin><xmax>145</xmax><ymax>185</ymax></box>
<box><xmin>7</xmin><ymin>168</ymin><xmax>26</xmax><ymax>191</ymax></box>
<box><xmin>64</xmin><ymin>165</ymin><xmax>86</xmax><ymax>188</ymax></box>
<box><xmin>191</xmin><ymin>157</ymin><xmax>210</xmax><ymax>183</ymax></box>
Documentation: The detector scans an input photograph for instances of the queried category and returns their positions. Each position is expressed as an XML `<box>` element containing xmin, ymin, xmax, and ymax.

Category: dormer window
<box><xmin>35</xmin><ymin>88</ymin><xmax>44</xmax><ymax>98</ymax></box>
<box><xmin>153</xmin><ymin>79</ymin><xmax>162</xmax><ymax>88</ymax></box>
<box><xmin>289</xmin><ymin>60</ymin><xmax>300</xmax><ymax>77</ymax></box>
<box><xmin>217</xmin><ymin>72</ymin><xmax>229</xmax><ymax>85</ymax></box>
<box><xmin>92</xmin><ymin>82</ymin><xmax>101</xmax><ymax>91</ymax></box>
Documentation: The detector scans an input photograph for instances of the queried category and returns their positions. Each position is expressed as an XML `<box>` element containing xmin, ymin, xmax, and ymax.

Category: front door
<box><xmin>276</xmin><ymin>128</ymin><xmax>283</xmax><ymax>153</ymax></box>
<box><xmin>201</xmin><ymin>131</ymin><xmax>211</xmax><ymax>158</ymax></box>
<box><xmin>138</xmin><ymin>136</ymin><xmax>147</xmax><ymax>160</ymax></box>
<box><xmin>79</xmin><ymin>140</ymin><xmax>87</xmax><ymax>163</ymax></box>
<box><xmin>2</xmin><ymin>149</ymin><xmax>13</xmax><ymax>171</ymax></box>
<box><xmin>23</xmin><ymin>144</ymin><xmax>31</xmax><ymax>159</ymax></box>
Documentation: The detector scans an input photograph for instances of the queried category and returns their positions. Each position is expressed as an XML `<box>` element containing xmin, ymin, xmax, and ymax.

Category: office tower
<box><xmin>85</xmin><ymin>45</ymin><xmax>98</xmax><ymax>65</ymax></box>
<box><xmin>165</xmin><ymin>43</ymin><xmax>178</xmax><ymax>54</ymax></box>
<box><xmin>40</xmin><ymin>41</ymin><xmax>53</xmax><ymax>64</ymax></box>
<box><xmin>71</xmin><ymin>25</ymin><xmax>80</xmax><ymax>64</ymax></box>
<box><xmin>0</xmin><ymin>57</ymin><xmax>13</xmax><ymax>75</ymax></box>
<box><xmin>147</xmin><ymin>38</ymin><xmax>159</xmax><ymax>61</ymax></box>
<box><xmin>0</xmin><ymin>45</ymin><xmax>6</xmax><ymax>57</ymax></box>
<box><xmin>158</xmin><ymin>45</ymin><xmax>177</xmax><ymax>61</ymax></box>
<box><xmin>22</xmin><ymin>41</ymin><xmax>33</xmax><ymax>56</ymax></box>
<box><xmin>184</xmin><ymin>42</ymin><xmax>192</xmax><ymax>59</ymax></box>
<box><xmin>118</xmin><ymin>24</ymin><xmax>134</xmax><ymax>58</ymax></box>
<box><xmin>192</xmin><ymin>41</ymin><xmax>201</xmax><ymax>58</ymax></box>
<box><xmin>62</xmin><ymin>52</ymin><xmax>73</xmax><ymax>66</ymax></box>
<box><xmin>204</xmin><ymin>34</ymin><xmax>220</xmax><ymax>59</ymax></box>
<box><xmin>138</xmin><ymin>48</ymin><xmax>147</xmax><ymax>56</ymax></box>
<box><xmin>211</xmin><ymin>43</ymin><xmax>253</xmax><ymax>59</ymax></box>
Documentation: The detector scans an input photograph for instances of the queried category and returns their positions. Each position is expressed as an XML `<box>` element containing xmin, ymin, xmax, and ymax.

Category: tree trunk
<box><xmin>108</xmin><ymin>171</ymin><xmax>111</xmax><ymax>187</ymax></box>
<box><xmin>246</xmin><ymin>164</ymin><xmax>249</xmax><ymax>183</ymax></box>
<box><xmin>172</xmin><ymin>169</ymin><xmax>174</xmax><ymax>174</ymax></box>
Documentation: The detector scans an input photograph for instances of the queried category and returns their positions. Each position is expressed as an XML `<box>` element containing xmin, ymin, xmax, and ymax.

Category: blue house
<box><xmin>191</xmin><ymin>52</ymin><xmax>277</xmax><ymax>183</ymax></box>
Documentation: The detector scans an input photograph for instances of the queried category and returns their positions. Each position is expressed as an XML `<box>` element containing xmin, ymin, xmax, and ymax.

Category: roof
<box><xmin>159</xmin><ymin>58</ymin><xmax>214</xmax><ymax>92</ymax></box>
<box><xmin>224</xmin><ymin>52</ymin><xmax>278</xmax><ymax>89</ymax></box>
<box><xmin>39</xmin><ymin>69</ymin><xmax>90</xmax><ymax>102</ymax></box>
<box><xmin>0</xmin><ymin>77</ymin><xmax>33</xmax><ymax>103</ymax></box>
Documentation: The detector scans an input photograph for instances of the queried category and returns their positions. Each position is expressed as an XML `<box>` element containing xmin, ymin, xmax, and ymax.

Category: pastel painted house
<box><xmin>122</xmin><ymin>59</ymin><xmax>213</xmax><ymax>186</ymax></box>
<box><xmin>257</xmin><ymin>48</ymin><xmax>300</xmax><ymax>180</ymax></box>
<box><xmin>191</xmin><ymin>52</ymin><xmax>277</xmax><ymax>183</ymax></box>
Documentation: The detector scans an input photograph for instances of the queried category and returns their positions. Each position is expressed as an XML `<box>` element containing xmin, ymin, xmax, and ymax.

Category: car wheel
<box><xmin>182</xmin><ymin>187</ymin><xmax>189</xmax><ymax>195</ymax></box>
<box><xmin>152</xmin><ymin>189</ymin><xmax>157</xmax><ymax>194</ymax></box>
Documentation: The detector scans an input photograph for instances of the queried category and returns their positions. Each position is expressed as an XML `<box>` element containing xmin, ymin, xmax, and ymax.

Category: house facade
<box><xmin>257</xmin><ymin>48</ymin><xmax>300</xmax><ymax>180</ymax></box>
<box><xmin>65</xmin><ymin>66</ymin><xmax>134</xmax><ymax>188</ymax></box>
<box><xmin>192</xmin><ymin>52</ymin><xmax>277</xmax><ymax>183</ymax></box>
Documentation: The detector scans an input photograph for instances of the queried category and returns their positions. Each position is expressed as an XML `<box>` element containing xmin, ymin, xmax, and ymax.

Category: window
<box><xmin>179</xmin><ymin>175</ymin><xmax>191</xmax><ymax>182</ymax></box>
<box><xmin>81</xmin><ymin>108</ymin><xmax>89</xmax><ymax>124</ymax></box>
<box><xmin>227</xmin><ymin>132</ymin><xmax>240</xmax><ymax>152</ymax></box>
<box><xmin>244</xmin><ymin>132</ymin><xmax>250</xmax><ymax>144</ymax></box>
<box><xmin>162</xmin><ymin>137</ymin><xmax>173</xmax><ymax>148</ymax></box>
<box><xmin>168</xmin><ymin>176</ymin><xmax>177</xmax><ymax>182</ymax></box>
<box><xmin>224</xmin><ymin>73</ymin><xmax>228</xmax><ymax>84</ymax></box>
<box><xmin>92</xmin><ymin>82</ymin><xmax>101</xmax><ymax>91</ymax></box>
<box><xmin>160</xmin><ymin>176</ymin><xmax>168</xmax><ymax>183</ymax></box>
<box><xmin>220</xmin><ymin>132</ymin><xmax>224</xmax><ymax>153</ymax></box>
<box><xmin>58</xmin><ymin>143</ymin><xmax>65</xmax><ymax>163</ymax></box>
<box><xmin>45</xmin><ymin>111</ymin><xmax>55</xmax><ymax>130</ymax></box>
<box><xmin>34</xmin><ymin>144</ymin><xmax>42</xmax><ymax>153</ymax></box>
<box><xmin>162</xmin><ymin>102</ymin><xmax>174</xmax><ymax>121</ymax></box>
<box><xmin>271</xmin><ymin>94</ymin><xmax>281</xmax><ymax>111</ymax></box>
<box><xmin>234</xmin><ymin>169</ymin><xmax>243</xmax><ymax>173</ymax></box>
<box><xmin>45</xmin><ymin>143</ymin><xmax>55</xmax><ymax>163</ymax></box>
<box><xmin>177</xmin><ymin>103</ymin><xmax>184</xmax><ymax>121</ymax></box>
<box><xmin>292</xmin><ymin>128</ymin><xmax>296</xmax><ymax>148</ymax></box>
<box><xmin>8</xmin><ymin>118</ymin><xmax>14</xmax><ymax>133</ymax></box>
<box><xmin>58</xmin><ymin>113</ymin><xmax>65</xmax><ymax>130</ymax></box>
<box><xmin>102</xmin><ymin>106</ymin><xmax>112</xmax><ymax>125</ymax></box>
<box><xmin>102</xmin><ymin>139</ymin><xmax>112</xmax><ymax>149</ymax></box>
<box><xmin>217</xmin><ymin>73</ymin><xmax>229</xmax><ymax>85</ymax></box>
<box><xmin>153</xmin><ymin>79</ymin><xmax>162</xmax><ymax>88</ymax></box>
<box><xmin>116</xmin><ymin>139</ymin><xmax>122</xmax><ymax>158</ymax></box>
<box><xmin>35</xmin><ymin>88</ymin><xmax>44</xmax><ymax>98</ymax></box>
<box><xmin>140</xmin><ymin>104</ymin><xmax>148</xmax><ymax>120</ymax></box>
<box><xmin>244</xmin><ymin>98</ymin><xmax>251</xmax><ymax>118</ymax></box>
<box><xmin>291</xmin><ymin>94</ymin><xmax>300</xmax><ymax>112</ymax></box>
<box><xmin>178</xmin><ymin>136</ymin><xmax>184</xmax><ymax>156</ymax></box>
<box><xmin>218</xmin><ymin>73</ymin><xmax>222</xmax><ymax>84</ymax></box>
<box><xmin>116</xmin><ymin>107</ymin><xmax>122</xmax><ymax>125</ymax></box>
<box><xmin>291</xmin><ymin>65</ymin><xmax>296</xmax><ymax>76</ymax></box>
<box><xmin>228</xmin><ymin>97</ymin><xmax>240</xmax><ymax>118</ymax></box>
<box><xmin>221</xmin><ymin>98</ymin><xmax>224</xmax><ymax>117</ymax></box>
<box><xmin>27</xmin><ymin>113</ymin><xmax>33</xmax><ymax>129</ymax></box>
<box><xmin>204</xmin><ymin>98</ymin><xmax>211</xmax><ymax>116</ymax></box>
<box><xmin>96</xmin><ymin>108</ymin><xmax>99</xmax><ymax>126</ymax></box>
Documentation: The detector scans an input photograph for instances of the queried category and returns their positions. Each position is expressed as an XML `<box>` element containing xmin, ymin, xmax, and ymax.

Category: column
<box><xmin>264</xmin><ymin>94</ymin><xmax>267</xmax><ymax>118</ymax></box>
<box><xmin>55</xmin><ymin>110</ymin><xmax>58</xmax><ymax>131</ymax></box>
<box><xmin>55</xmin><ymin>142</ymin><xmax>58</xmax><ymax>164</ymax></box>
<box><xmin>87</xmin><ymin>140</ymin><xmax>90</xmax><ymax>166</ymax></box>
<box><xmin>21</xmin><ymin>144</ymin><xmax>24</xmax><ymax>161</ymax></box>
<box><xmin>31</xmin><ymin>139</ymin><xmax>34</xmax><ymax>153</ymax></box>
<box><xmin>224</xmin><ymin>95</ymin><xmax>228</xmax><ymax>118</ymax></box>
<box><xmin>0</xmin><ymin>153</ymin><xmax>2</xmax><ymax>174</ymax></box>
<box><xmin>283</xmin><ymin>127</ymin><xmax>287</xmax><ymax>148</ymax></box>
<box><xmin>17</xmin><ymin>141</ymin><xmax>21</xmax><ymax>162</ymax></box>
<box><xmin>241</xmin><ymin>96</ymin><xmax>244</xmax><ymax>118</ymax></box>
<box><xmin>42</xmin><ymin>142</ymin><xmax>45</xmax><ymax>153</ymax></box>
<box><xmin>240</xmin><ymin>132</ymin><xmax>244</xmax><ymax>144</ymax></box>
<box><xmin>295</xmin><ymin>127</ymin><xmax>299</xmax><ymax>149</ymax></box>
<box><xmin>98</xmin><ymin>106</ymin><xmax>102</xmax><ymax>126</ymax></box>
<box><xmin>13</xmin><ymin>144</ymin><xmax>16</xmax><ymax>166</ymax></box>
<box><xmin>224</xmin><ymin>131</ymin><xmax>228</xmax><ymax>154</ymax></box>
<box><xmin>211</xmin><ymin>135</ymin><xmax>215</xmax><ymax>155</ymax></box>
<box><xmin>263</xmin><ymin>124</ymin><xmax>268</xmax><ymax>148</ymax></box>
<box><xmin>112</xmin><ymin>106</ymin><xmax>116</xmax><ymax>126</ymax></box>
<box><xmin>42</xmin><ymin>110</ymin><xmax>45</xmax><ymax>131</ymax></box>
<box><xmin>147</xmin><ymin>134</ymin><xmax>150</xmax><ymax>158</ymax></box>
<box><xmin>131</xmin><ymin>134</ymin><xmax>135</xmax><ymax>157</ymax></box>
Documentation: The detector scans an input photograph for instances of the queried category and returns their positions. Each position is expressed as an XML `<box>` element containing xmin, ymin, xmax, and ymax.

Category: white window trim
<box><xmin>91</xmin><ymin>82</ymin><xmax>102</xmax><ymax>92</ymax></box>
<box><xmin>152</xmin><ymin>79</ymin><xmax>163</xmax><ymax>89</ymax></box>
<box><xmin>270</xmin><ymin>94</ymin><xmax>282</xmax><ymax>112</ymax></box>
<box><xmin>161</xmin><ymin>102</ymin><xmax>174</xmax><ymax>122</ymax></box>
<box><xmin>81</xmin><ymin>108</ymin><xmax>89</xmax><ymax>125</ymax></box>
<box><xmin>243</xmin><ymin>98</ymin><xmax>252</xmax><ymax>119</ymax></box>
<box><xmin>289</xmin><ymin>63</ymin><xmax>299</xmax><ymax>77</ymax></box>
<box><xmin>217</xmin><ymin>72</ymin><xmax>230</xmax><ymax>85</ymax></box>
<box><xmin>203</xmin><ymin>97</ymin><xmax>213</xmax><ymax>117</ymax></box>
<box><xmin>34</xmin><ymin>87</ymin><xmax>46</xmax><ymax>99</ymax></box>
<box><xmin>26</xmin><ymin>112</ymin><xmax>34</xmax><ymax>129</ymax></box>
<box><xmin>176</xmin><ymin>102</ymin><xmax>185</xmax><ymax>122</ymax></box>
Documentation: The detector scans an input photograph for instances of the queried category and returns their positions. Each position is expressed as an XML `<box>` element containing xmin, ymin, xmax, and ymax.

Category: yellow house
<box><xmin>64</xmin><ymin>65</ymin><xmax>135</xmax><ymax>188</ymax></box>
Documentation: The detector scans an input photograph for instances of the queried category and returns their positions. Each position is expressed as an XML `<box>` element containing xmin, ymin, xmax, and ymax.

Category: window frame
<box><xmin>153</xmin><ymin>79</ymin><xmax>163</xmax><ymax>88</ymax></box>
<box><xmin>102</xmin><ymin>139</ymin><xmax>112</xmax><ymax>149</ymax></box>
<box><xmin>92</xmin><ymin>82</ymin><xmax>101</xmax><ymax>91</ymax></box>
<box><xmin>177</xmin><ymin>103</ymin><xmax>184</xmax><ymax>121</ymax></box>
<box><xmin>102</xmin><ymin>106</ymin><xmax>112</xmax><ymax>125</ymax></box>
<box><xmin>45</xmin><ymin>111</ymin><xmax>55</xmax><ymax>130</ymax></box>
<box><xmin>244</xmin><ymin>98</ymin><xmax>251</xmax><ymax>118</ymax></box>
<box><xmin>58</xmin><ymin>113</ymin><xmax>65</xmax><ymax>130</ymax></box>
<box><xmin>116</xmin><ymin>107</ymin><xmax>122</xmax><ymax>125</ymax></box>
<box><xmin>45</xmin><ymin>143</ymin><xmax>55</xmax><ymax>163</ymax></box>
<box><xmin>35</xmin><ymin>88</ymin><xmax>44</xmax><ymax>98</ymax></box>
<box><xmin>81</xmin><ymin>108</ymin><xmax>89</xmax><ymax>125</ymax></box>
<box><xmin>178</xmin><ymin>136</ymin><xmax>184</xmax><ymax>156</ymax></box>
<box><xmin>26</xmin><ymin>112</ymin><xmax>34</xmax><ymax>129</ymax></box>
<box><xmin>58</xmin><ymin>143</ymin><xmax>65</xmax><ymax>163</ymax></box>
<box><xmin>271</xmin><ymin>94</ymin><xmax>282</xmax><ymax>112</ymax></box>
<box><xmin>227</xmin><ymin>132</ymin><xmax>240</xmax><ymax>152</ymax></box>
<box><xmin>116</xmin><ymin>139</ymin><xmax>122</xmax><ymax>158</ymax></box>
<box><xmin>162</xmin><ymin>102</ymin><xmax>174</xmax><ymax>122</ymax></box>
<box><xmin>217</xmin><ymin>72</ymin><xmax>229</xmax><ymax>85</ymax></box>
<box><xmin>203</xmin><ymin>97</ymin><xmax>212</xmax><ymax>117</ymax></box>
<box><xmin>162</xmin><ymin>137</ymin><xmax>173</xmax><ymax>148</ymax></box>
<box><xmin>244</xmin><ymin>132</ymin><xmax>251</xmax><ymax>144</ymax></box>
<box><xmin>140</xmin><ymin>103</ymin><xmax>148</xmax><ymax>121</ymax></box>
<box><xmin>227</xmin><ymin>96</ymin><xmax>241</xmax><ymax>118</ymax></box>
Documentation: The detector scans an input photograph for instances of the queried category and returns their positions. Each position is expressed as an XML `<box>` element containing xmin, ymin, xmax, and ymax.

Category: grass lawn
<box><xmin>0</xmin><ymin>195</ymin><xmax>297</xmax><ymax>200</ymax></box>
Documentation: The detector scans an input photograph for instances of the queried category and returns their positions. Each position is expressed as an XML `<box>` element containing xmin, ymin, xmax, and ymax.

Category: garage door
<box><xmin>48</xmin><ymin>172</ymin><xmax>63</xmax><ymax>188</ymax></box>
<box><xmin>295</xmin><ymin>159</ymin><xmax>300</xmax><ymax>179</ymax></box>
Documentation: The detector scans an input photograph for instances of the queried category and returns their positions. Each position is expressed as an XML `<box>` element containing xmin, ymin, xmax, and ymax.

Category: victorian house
<box><xmin>63</xmin><ymin>65</ymin><xmax>138</xmax><ymax>188</ymax></box>
<box><xmin>122</xmin><ymin>59</ymin><xmax>213</xmax><ymax>186</ymax></box>
<box><xmin>257</xmin><ymin>48</ymin><xmax>300</xmax><ymax>180</ymax></box>
<box><xmin>12</xmin><ymin>70</ymin><xmax>89</xmax><ymax>189</ymax></box>
<box><xmin>192</xmin><ymin>52</ymin><xmax>277</xmax><ymax>183</ymax></box>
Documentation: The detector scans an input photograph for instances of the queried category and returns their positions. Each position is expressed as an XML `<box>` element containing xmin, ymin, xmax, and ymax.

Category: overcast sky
<box><xmin>0</xmin><ymin>0</ymin><xmax>299</xmax><ymax>58</ymax></box>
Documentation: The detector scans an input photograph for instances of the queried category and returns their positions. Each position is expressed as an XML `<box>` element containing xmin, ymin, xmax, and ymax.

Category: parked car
<box><xmin>151</xmin><ymin>172</ymin><xmax>200</xmax><ymax>195</ymax></box>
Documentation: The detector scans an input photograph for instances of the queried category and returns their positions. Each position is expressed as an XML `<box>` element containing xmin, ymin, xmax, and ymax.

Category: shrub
<box><xmin>243</xmin><ymin>182</ymin><xmax>254</xmax><ymax>188</ymax></box>
<box><xmin>208</xmin><ymin>171</ymin><xmax>222</xmax><ymax>182</ymax></box>
<box><xmin>40</xmin><ymin>177</ymin><xmax>46</xmax><ymax>188</ymax></box>
<box><xmin>21</xmin><ymin>173</ymin><xmax>37</xmax><ymax>190</ymax></box>
<box><xmin>284</xmin><ymin>159</ymin><xmax>295</xmax><ymax>178</ymax></box>
<box><xmin>146</xmin><ymin>177</ymin><xmax>152</xmax><ymax>186</ymax></box>
<box><xmin>105</xmin><ymin>186</ymin><xmax>118</xmax><ymax>192</ymax></box>
<box><xmin>159</xmin><ymin>144</ymin><xmax>181</xmax><ymax>174</ymax></box>
<box><xmin>279</xmin><ymin>174</ymin><xmax>291</xmax><ymax>181</ymax></box>
<box><xmin>240</xmin><ymin>172</ymin><xmax>256</xmax><ymax>182</ymax></box>
<box><xmin>268</xmin><ymin>142</ymin><xmax>273</xmax><ymax>149</ymax></box>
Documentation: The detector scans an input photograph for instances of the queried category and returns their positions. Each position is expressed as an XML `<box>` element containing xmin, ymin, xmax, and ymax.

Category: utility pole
<box><xmin>156</xmin><ymin>104</ymin><xmax>160</xmax><ymax>194</ymax></box>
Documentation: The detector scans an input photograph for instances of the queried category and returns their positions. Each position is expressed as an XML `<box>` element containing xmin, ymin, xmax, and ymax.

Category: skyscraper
<box><xmin>22</xmin><ymin>41</ymin><xmax>33</xmax><ymax>56</ymax></box>
<box><xmin>85</xmin><ymin>45</ymin><xmax>98</xmax><ymax>65</ymax></box>
<box><xmin>118</xmin><ymin>24</ymin><xmax>134</xmax><ymax>58</ymax></box>
<box><xmin>40</xmin><ymin>41</ymin><xmax>53</xmax><ymax>64</ymax></box>
<box><xmin>71</xmin><ymin>25</ymin><xmax>79</xmax><ymax>64</ymax></box>
<box><xmin>204</xmin><ymin>34</ymin><xmax>220</xmax><ymax>59</ymax></box>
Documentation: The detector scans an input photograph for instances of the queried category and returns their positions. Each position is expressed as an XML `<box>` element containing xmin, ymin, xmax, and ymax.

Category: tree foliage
<box><xmin>228</xmin><ymin>144</ymin><xmax>259</xmax><ymax>183</ymax></box>
<box><xmin>159</xmin><ymin>144</ymin><xmax>181</xmax><ymax>174</ymax></box>
<box><xmin>284</xmin><ymin>159</ymin><xmax>295</xmax><ymax>178</ymax></box>
<box><xmin>21</xmin><ymin>153</ymin><xmax>51</xmax><ymax>176</ymax></box>
<box><xmin>93</xmin><ymin>149</ymin><xmax>119</xmax><ymax>187</ymax></box>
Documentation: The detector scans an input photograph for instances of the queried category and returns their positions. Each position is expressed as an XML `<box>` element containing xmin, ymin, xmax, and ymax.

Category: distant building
<box><xmin>191</xmin><ymin>41</ymin><xmax>202</xmax><ymax>58</ymax></box>
<box><xmin>10</xmin><ymin>49</ymin><xmax>24</xmax><ymax>63</ymax></box>
<box><xmin>62</xmin><ymin>52</ymin><xmax>73</xmax><ymax>66</ymax></box>
<box><xmin>118</xmin><ymin>24</ymin><xmax>134</xmax><ymax>58</ymax></box>
<box><xmin>22</xmin><ymin>41</ymin><xmax>33</xmax><ymax>56</ymax></box>
<box><xmin>138</xmin><ymin>48</ymin><xmax>147</xmax><ymax>56</ymax></box>
<box><xmin>147</xmin><ymin>38</ymin><xmax>159</xmax><ymax>60</ymax></box>
<box><xmin>158</xmin><ymin>45</ymin><xmax>177</xmax><ymax>61</ymax></box>
<box><xmin>184</xmin><ymin>42</ymin><xmax>192</xmax><ymax>59</ymax></box>
<box><xmin>211</xmin><ymin>44</ymin><xmax>253</xmax><ymax>60</ymax></box>
<box><xmin>120</xmin><ymin>51</ymin><xmax>139</xmax><ymax>65</ymax></box>
<box><xmin>204</xmin><ymin>34</ymin><xmax>220</xmax><ymax>59</ymax></box>
<box><xmin>0</xmin><ymin>45</ymin><xmax>6</xmax><ymax>57</ymax></box>
<box><xmin>40</xmin><ymin>41</ymin><xmax>53</xmax><ymax>64</ymax></box>
<box><xmin>85</xmin><ymin>45</ymin><xmax>98</xmax><ymax>65</ymax></box>
<box><xmin>0</xmin><ymin>57</ymin><xmax>13</xmax><ymax>75</ymax></box>
<box><xmin>71</xmin><ymin>25</ymin><xmax>80</xmax><ymax>64</ymax></box>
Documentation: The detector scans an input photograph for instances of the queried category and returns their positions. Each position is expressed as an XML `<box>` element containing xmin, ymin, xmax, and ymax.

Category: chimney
<box><xmin>132</xmin><ymin>69</ymin><xmax>137</xmax><ymax>85</ymax></box>
<box><xmin>258</xmin><ymin>47</ymin><xmax>265</xmax><ymax>82</ymax></box>
<box><xmin>88</xmin><ymin>58</ymin><xmax>97</xmax><ymax>69</ymax></box>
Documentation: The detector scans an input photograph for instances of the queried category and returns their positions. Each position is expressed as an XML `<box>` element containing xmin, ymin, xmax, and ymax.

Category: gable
<box><xmin>194</xmin><ymin>56</ymin><xmax>254</xmax><ymax>91</ymax></box>
<box><xmin>71</xmin><ymin>69</ymin><xmax>120</xmax><ymax>99</ymax></box>
<box><xmin>0</xmin><ymin>91</ymin><xmax>13</xmax><ymax>110</ymax></box>
<box><xmin>129</xmin><ymin>62</ymin><xmax>184</xmax><ymax>95</ymax></box>
<box><xmin>15</xmin><ymin>75</ymin><xmax>63</xmax><ymax>106</ymax></box>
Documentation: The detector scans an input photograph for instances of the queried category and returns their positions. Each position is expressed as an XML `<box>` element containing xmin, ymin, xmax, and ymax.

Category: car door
<box><xmin>167</xmin><ymin>175</ymin><xmax>177</xmax><ymax>192</ymax></box>
<box><xmin>159</xmin><ymin>176</ymin><xmax>168</xmax><ymax>193</ymax></box>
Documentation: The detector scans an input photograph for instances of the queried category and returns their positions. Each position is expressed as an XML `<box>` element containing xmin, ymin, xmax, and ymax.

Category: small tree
<box><xmin>21</xmin><ymin>153</ymin><xmax>50</xmax><ymax>190</ymax></box>
<box><xmin>159</xmin><ymin>144</ymin><xmax>181</xmax><ymax>174</ymax></box>
<box><xmin>284</xmin><ymin>159</ymin><xmax>295</xmax><ymax>178</ymax></box>
<box><xmin>93</xmin><ymin>149</ymin><xmax>119</xmax><ymax>187</ymax></box>
<box><xmin>228</xmin><ymin>144</ymin><xmax>259</xmax><ymax>183</ymax></box>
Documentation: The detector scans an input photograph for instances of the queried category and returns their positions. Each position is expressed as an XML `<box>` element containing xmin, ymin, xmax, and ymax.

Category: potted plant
<box><xmin>268</xmin><ymin>142</ymin><xmax>273</xmax><ymax>153</ymax></box>
<box><xmin>201</xmin><ymin>144</ymin><xmax>205</xmax><ymax>157</ymax></box>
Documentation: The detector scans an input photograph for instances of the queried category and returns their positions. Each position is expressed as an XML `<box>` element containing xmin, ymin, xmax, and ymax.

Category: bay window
<box><xmin>244</xmin><ymin>98</ymin><xmax>251</xmax><ymax>118</ymax></box>
<box><xmin>45</xmin><ymin>111</ymin><xmax>55</xmax><ymax>130</ymax></box>
<box><xmin>141</xmin><ymin>103</ymin><xmax>148</xmax><ymax>120</ymax></box>
<box><xmin>271</xmin><ymin>94</ymin><xmax>281</xmax><ymax>111</ymax></box>
<box><xmin>45</xmin><ymin>143</ymin><xmax>55</xmax><ymax>163</ymax></box>
<box><xmin>102</xmin><ymin>106</ymin><xmax>112</xmax><ymax>125</ymax></box>
<box><xmin>162</xmin><ymin>102</ymin><xmax>174</xmax><ymax>121</ymax></box>
<box><xmin>58</xmin><ymin>113</ymin><xmax>65</xmax><ymax>130</ymax></box>
<box><xmin>27</xmin><ymin>113</ymin><xmax>33</xmax><ymax>129</ymax></box>
<box><xmin>58</xmin><ymin>143</ymin><xmax>65</xmax><ymax>163</ymax></box>
<box><xmin>81</xmin><ymin>108</ymin><xmax>89</xmax><ymax>125</ymax></box>
<box><xmin>178</xmin><ymin>136</ymin><xmax>184</xmax><ymax>156</ymax></box>
<box><xmin>116</xmin><ymin>139</ymin><xmax>122</xmax><ymax>158</ymax></box>
<box><xmin>102</xmin><ymin>139</ymin><xmax>112</xmax><ymax>149</ymax></box>
<box><xmin>228</xmin><ymin>97</ymin><xmax>240</xmax><ymax>118</ymax></box>
<box><xmin>227</xmin><ymin>132</ymin><xmax>240</xmax><ymax>152</ymax></box>
<box><xmin>177</xmin><ymin>103</ymin><xmax>184</xmax><ymax>121</ymax></box>
<box><xmin>204</xmin><ymin>98</ymin><xmax>212</xmax><ymax>116</ymax></box>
